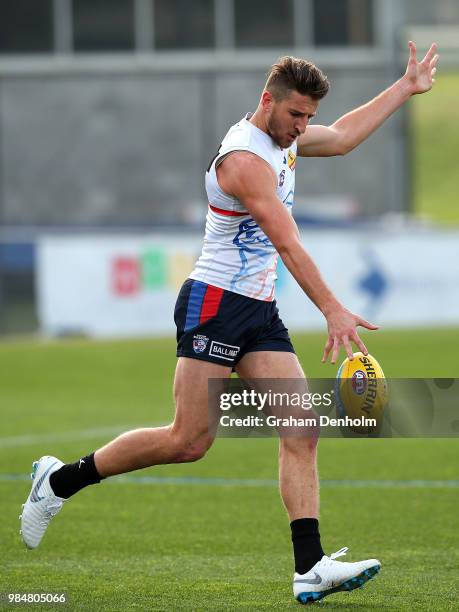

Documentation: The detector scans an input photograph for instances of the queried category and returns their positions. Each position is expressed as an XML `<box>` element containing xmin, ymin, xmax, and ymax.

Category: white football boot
<box><xmin>293</xmin><ymin>547</ymin><xmax>381</xmax><ymax>604</ymax></box>
<box><xmin>20</xmin><ymin>456</ymin><xmax>66</xmax><ymax>549</ymax></box>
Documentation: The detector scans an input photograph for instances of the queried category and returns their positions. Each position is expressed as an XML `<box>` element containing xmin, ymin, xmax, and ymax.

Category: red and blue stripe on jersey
<box><xmin>184</xmin><ymin>280</ymin><xmax>224</xmax><ymax>331</ymax></box>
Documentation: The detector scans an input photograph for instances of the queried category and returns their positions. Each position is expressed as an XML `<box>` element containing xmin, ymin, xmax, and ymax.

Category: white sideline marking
<box><xmin>0</xmin><ymin>425</ymin><xmax>148</xmax><ymax>448</ymax></box>
<box><xmin>1</xmin><ymin>427</ymin><xmax>458</xmax><ymax>489</ymax></box>
<box><xmin>109</xmin><ymin>476</ymin><xmax>459</xmax><ymax>488</ymax></box>
<box><xmin>0</xmin><ymin>473</ymin><xmax>458</xmax><ymax>488</ymax></box>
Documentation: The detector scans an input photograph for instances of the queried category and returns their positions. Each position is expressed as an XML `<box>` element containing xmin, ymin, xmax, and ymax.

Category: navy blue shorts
<box><xmin>174</xmin><ymin>278</ymin><xmax>295</xmax><ymax>367</ymax></box>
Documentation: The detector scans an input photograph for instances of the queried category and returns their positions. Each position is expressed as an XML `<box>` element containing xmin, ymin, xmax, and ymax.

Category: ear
<box><xmin>261</xmin><ymin>90</ymin><xmax>274</xmax><ymax>112</ymax></box>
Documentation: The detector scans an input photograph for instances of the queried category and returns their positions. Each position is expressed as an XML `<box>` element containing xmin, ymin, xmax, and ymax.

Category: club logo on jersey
<box><xmin>193</xmin><ymin>334</ymin><xmax>209</xmax><ymax>353</ymax></box>
<box><xmin>288</xmin><ymin>150</ymin><xmax>296</xmax><ymax>171</ymax></box>
<box><xmin>279</xmin><ymin>170</ymin><xmax>285</xmax><ymax>187</ymax></box>
<box><xmin>209</xmin><ymin>341</ymin><xmax>240</xmax><ymax>361</ymax></box>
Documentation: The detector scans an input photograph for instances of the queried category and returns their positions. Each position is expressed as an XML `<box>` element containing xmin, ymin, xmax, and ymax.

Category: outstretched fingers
<box><xmin>430</xmin><ymin>53</ymin><xmax>440</xmax><ymax>69</ymax></box>
<box><xmin>350</xmin><ymin>330</ymin><xmax>369</xmax><ymax>357</ymax></box>
<box><xmin>322</xmin><ymin>336</ymin><xmax>340</xmax><ymax>364</ymax></box>
<box><xmin>322</xmin><ymin>337</ymin><xmax>333</xmax><ymax>363</ymax></box>
<box><xmin>422</xmin><ymin>42</ymin><xmax>438</xmax><ymax>66</ymax></box>
<box><xmin>331</xmin><ymin>337</ymin><xmax>340</xmax><ymax>365</ymax></box>
<box><xmin>430</xmin><ymin>53</ymin><xmax>440</xmax><ymax>81</ymax></box>
<box><xmin>357</xmin><ymin>317</ymin><xmax>379</xmax><ymax>331</ymax></box>
<box><xmin>342</xmin><ymin>334</ymin><xmax>354</xmax><ymax>361</ymax></box>
<box><xmin>322</xmin><ymin>312</ymin><xmax>379</xmax><ymax>364</ymax></box>
<box><xmin>323</xmin><ymin>333</ymin><xmax>367</xmax><ymax>364</ymax></box>
<box><xmin>408</xmin><ymin>40</ymin><xmax>417</xmax><ymax>63</ymax></box>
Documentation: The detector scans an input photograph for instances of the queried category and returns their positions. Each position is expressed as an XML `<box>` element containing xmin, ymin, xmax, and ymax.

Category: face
<box><xmin>263</xmin><ymin>90</ymin><xmax>319</xmax><ymax>149</ymax></box>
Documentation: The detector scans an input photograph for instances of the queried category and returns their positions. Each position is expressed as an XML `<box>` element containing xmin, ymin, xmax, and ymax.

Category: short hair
<box><xmin>265</xmin><ymin>56</ymin><xmax>330</xmax><ymax>101</ymax></box>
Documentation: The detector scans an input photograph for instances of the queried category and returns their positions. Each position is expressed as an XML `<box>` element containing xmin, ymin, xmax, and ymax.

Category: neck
<box><xmin>249</xmin><ymin>107</ymin><xmax>268</xmax><ymax>135</ymax></box>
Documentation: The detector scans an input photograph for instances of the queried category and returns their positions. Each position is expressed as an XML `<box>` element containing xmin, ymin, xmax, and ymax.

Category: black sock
<box><xmin>291</xmin><ymin>518</ymin><xmax>325</xmax><ymax>574</ymax></box>
<box><xmin>49</xmin><ymin>452</ymin><xmax>105</xmax><ymax>499</ymax></box>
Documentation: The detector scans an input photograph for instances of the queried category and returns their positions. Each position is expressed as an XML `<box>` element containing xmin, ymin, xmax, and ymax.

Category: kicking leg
<box><xmin>235</xmin><ymin>351</ymin><xmax>381</xmax><ymax>604</ymax></box>
<box><xmin>235</xmin><ymin>351</ymin><xmax>319</xmax><ymax>520</ymax></box>
<box><xmin>235</xmin><ymin>352</ymin><xmax>323</xmax><ymax>575</ymax></box>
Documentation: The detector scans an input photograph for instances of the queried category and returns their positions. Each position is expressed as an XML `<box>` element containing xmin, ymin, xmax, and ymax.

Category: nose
<box><xmin>294</xmin><ymin>118</ymin><xmax>308</xmax><ymax>135</ymax></box>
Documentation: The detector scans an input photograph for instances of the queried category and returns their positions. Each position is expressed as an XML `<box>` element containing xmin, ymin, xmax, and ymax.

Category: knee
<box><xmin>170</xmin><ymin>432</ymin><xmax>213</xmax><ymax>463</ymax></box>
<box><xmin>281</xmin><ymin>433</ymin><xmax>319</xmax><ymax>456</ymax></box>
<box><xmin>174</xmin><ymin>444</ymin><xmax>208</xmax><ymax>463</ymax></box>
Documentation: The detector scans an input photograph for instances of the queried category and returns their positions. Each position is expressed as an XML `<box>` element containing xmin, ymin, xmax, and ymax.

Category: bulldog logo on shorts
<box><xmin>193</xmin><ymin>334</ymin><xmax>209</xmax><ymax>353</ymax></box>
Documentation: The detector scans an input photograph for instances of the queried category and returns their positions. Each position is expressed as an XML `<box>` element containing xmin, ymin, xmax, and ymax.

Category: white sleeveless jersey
<box><xmin>189</xmin><ymin>113</ymin><xmax>297</xmax><ymax>301</ymax></box>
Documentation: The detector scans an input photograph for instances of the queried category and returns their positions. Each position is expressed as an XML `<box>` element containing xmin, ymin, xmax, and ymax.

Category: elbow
<box><xmin>277</xmin><ymin>242</ymin><xmax>289</xmax><ymax>258</ymax></box>
<box><xmin>335</xmin><ymin>139</ymin><xmax>354</xmax><ymax>156</ymax></box>
<box><xmin>276</xmin><ymin>235</ymin><xmax>302</xmax><ymax>260</ymax></box>
<box><xmin>342</xmin><ymin>143</ymin><xmax>358</xmax><ymax>156</ymax></box>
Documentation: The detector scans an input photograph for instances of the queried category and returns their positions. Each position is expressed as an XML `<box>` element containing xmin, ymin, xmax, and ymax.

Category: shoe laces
<box><xmin>330</xmin><ymin>547</ymin><xmax>348</xmax><ymax>560</ymax></box>
<box><xmin>321</xmin><ymin>547</ymin><xmax>349</xmax><ymax>566</ymax></box>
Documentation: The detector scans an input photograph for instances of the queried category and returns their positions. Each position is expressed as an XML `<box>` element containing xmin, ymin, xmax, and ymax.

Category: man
<box><xmin>20</xmin><ymin>41</ymin><xmax>438</xmax><ymax>604</ymax></box>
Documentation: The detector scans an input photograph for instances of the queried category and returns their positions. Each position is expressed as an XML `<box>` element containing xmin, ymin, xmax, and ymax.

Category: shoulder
<box><xmin>217</xmin><ymin>151</ymin><xmax>277</xmax><ymax>201</ymax></box>
<box><xmin>218</xmin><ymin>151</ymin><xmax>277</xmax><ymax>185</ymax></box>
<box><xmin>221</xmin><ymin>119</ymin><xmax>252</xmax><ymax>152</ymax></box>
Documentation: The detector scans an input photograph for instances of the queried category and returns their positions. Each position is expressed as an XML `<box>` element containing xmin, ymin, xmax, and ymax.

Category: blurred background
<box><xmin>0</xmin><ymin>0</ymin><xmax>457</xmax><ymax>338</ymax></box>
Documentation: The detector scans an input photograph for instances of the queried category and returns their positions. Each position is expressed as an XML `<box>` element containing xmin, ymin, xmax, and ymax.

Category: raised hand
<box><xmin>404</xmin><ymin>41</ymin><xmax>440</xmax><ymax>95</ymax></box>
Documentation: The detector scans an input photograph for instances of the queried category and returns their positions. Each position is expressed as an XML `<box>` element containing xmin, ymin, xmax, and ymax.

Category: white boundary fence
<box><xmin>37</xmin><ymin>229</ymin><xmax>459</xmax><ymax>338</ymax></box>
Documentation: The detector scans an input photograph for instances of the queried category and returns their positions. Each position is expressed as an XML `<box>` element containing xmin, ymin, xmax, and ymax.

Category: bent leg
<box><xmin>21</xmin><ymin>357</ymin><xmax>231</xmax><ymax>549</ymax></box>
<box><xmin>235</xmin><ymin>351</ymin><xmax>319</xmax><ymax>520</ymax></box>
<box><xmin>95</xmin><ymin>357</ymin><xmax>232</xmax><ymax>477</ymax></box>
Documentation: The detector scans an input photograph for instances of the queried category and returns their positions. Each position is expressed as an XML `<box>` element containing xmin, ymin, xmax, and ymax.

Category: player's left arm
<box><xmin>297</xmin><ymin>41</ymin><xmax>439</xmax><ymax>157</ymax></box>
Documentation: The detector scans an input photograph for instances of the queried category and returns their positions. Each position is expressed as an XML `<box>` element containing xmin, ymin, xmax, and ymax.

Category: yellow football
<box><xmin>335</xmin><ymin>352</ymin><xmax>388</xmax><ymax>434</ymax></box>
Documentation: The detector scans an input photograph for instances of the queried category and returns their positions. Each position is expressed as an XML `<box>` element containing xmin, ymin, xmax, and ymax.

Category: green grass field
<box><xmin>0</xmin><ymin>329</ymin><xmax>458</xmax><ymax>611</ymax></box>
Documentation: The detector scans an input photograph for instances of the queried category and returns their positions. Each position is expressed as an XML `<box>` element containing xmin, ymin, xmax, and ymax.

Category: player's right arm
<box><xmin>217</xmin><ymin>152</ymin><xmax>378</xmax><ymax>363</ymax></box>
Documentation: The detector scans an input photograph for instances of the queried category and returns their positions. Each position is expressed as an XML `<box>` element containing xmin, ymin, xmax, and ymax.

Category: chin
<box><xmin>273</xmin><ymin>135</ymin><xmax>289</xmax><ymax>148</ymax></box>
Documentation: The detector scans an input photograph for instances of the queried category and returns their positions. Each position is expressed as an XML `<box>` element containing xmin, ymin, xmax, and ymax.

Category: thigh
<box><xmin>172</xmin><ymin>356</ymin><xmax>232</xmax><ymax>439</ymax></box>
<box><xmin>235</xmin><ymin>352</ymin><xmax>319</xmax><ymax>439</ymax></box>
<box><xmin>234</xmin><ymin>299</ymin><xmax>295</xmax><ymax>365</ymax></box>
<box><xmin>235</xmin><ymin>350</ymin><xmax>306</xmax><ymax>379</ymax></box>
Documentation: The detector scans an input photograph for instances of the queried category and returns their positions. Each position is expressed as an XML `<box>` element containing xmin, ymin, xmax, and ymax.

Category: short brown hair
<box><xmin>265</xmin><ymin>56</ymin><xmax>330</xmax><ymax>101</ymax></box>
